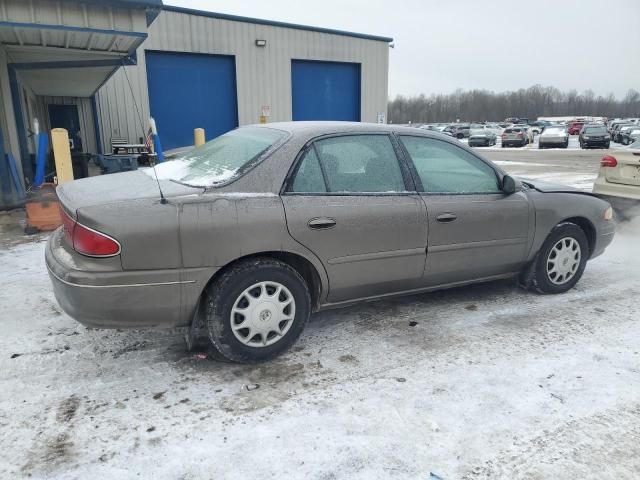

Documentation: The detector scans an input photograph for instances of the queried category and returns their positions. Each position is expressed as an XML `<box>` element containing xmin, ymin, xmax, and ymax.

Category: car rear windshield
<box><xmin>146</xmin><ymin>127</ymin><xmax>287</xmax><ymax>187</ymax></box>
<box><xmin>544</xmin><ymin>127</ymin><xmax>566</xmax><ymax>135</ymax></box>
<box><xmin>504</xmin><ymin>128</ymin><xmax>522</xmax><ymax>133</ymax></box>
<box><xmin>584</xmin><ymin>127</ymin><xmax>607</xmax><ymax>134</ymax></box>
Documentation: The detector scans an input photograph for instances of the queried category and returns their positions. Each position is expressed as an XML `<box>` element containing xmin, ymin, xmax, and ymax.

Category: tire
<box><xmin>539</xmin><ymin>143</ymin><xmax>544</xmax><ymax>149</ymax></box>
<box><xmin>530</xmin><ymin>222</ymin><xmax>589</xmax><ymax>294</ymax></box>
<box><xmin>605</xmin><ymin>142</ymin><xmax>610</xmax><ymax>149</ymax></box>
<box><xmin>563</xmin><ymin>141</ymin><xmax>569</xmax><ymax>149</ymax></box>
<box><xmin>456</xmin><ymin>133</ymin><xmax>464</xmax><ymax>139</ymax></box>
<box><xmin>204</xmin><ymin>258</ymin><xmax>311</xmax><ymax>363</ymax></box>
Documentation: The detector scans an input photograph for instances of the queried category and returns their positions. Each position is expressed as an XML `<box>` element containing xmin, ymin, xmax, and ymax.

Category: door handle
<box><xmin>436</xmin><ymin>213</ymin><xmax>457</xmax><ymax>223</ymax></box>
<box><xmin>308</xmin><ymin>217</ymin><xmax>337</xmax><ymax>230</ymax></box>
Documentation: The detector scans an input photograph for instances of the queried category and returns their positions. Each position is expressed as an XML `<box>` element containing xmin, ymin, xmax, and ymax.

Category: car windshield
<box><xmin>144</xmin><ymin>127</ymin><xmax>287</xmax><ymax>187</ymax></box>
<box><xmin>584</xmin><ymin>127</ymin><xmax>606</xmax><ymax>134</ymax></box>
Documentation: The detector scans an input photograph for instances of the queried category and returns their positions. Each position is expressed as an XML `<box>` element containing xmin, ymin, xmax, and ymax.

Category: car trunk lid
<box><xmin>56</xmin><ymin>169</ymin><xmax>203</xmax><ymax>216</ymax></box>
<box><xmin>605</xmin><ymin>151</ymin><xmax>640</xmax><ymax>187</ymax></box>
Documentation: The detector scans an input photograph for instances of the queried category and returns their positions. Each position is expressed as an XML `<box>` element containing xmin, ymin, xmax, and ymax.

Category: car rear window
<box><xmin>584</xmin><ymin>127</ymin><xmax>607</xmax><ymax>134</ymax></box>
<box><xmin>145</xmin><ymin>127</ymin><xmax>287</xmax><ymax>187</ymax></box>
<box><xmin>544</xmin><ymin>127</ymin><xmax>566</xmax><ymax>135</ymax></box>
<box><xmin>504</xmin><ymin>128</ymin><xmax>521</xmax><ymax>133</ymax></box>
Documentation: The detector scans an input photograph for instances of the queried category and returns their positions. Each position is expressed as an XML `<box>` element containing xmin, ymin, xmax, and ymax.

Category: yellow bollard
<box><xmin>194</xmin><ymin>128</ymin><xmax>205</xmax><ymax>147</ymax></box>
<box><xmin>51</xmin><ymin>128</ymin><xmax>74</xmax><ymax>184</ymax></box>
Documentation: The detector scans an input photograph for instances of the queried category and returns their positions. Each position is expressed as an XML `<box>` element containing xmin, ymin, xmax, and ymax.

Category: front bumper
<box><xmin>591</xmin><ymin>219</ymin><xmax>616</xmax><ymax>259</ymax></box>
<box><xmin>582</xmin><ymin>139</ymin><xmax>609</xmax><ymax>148</ymax></box>
<box><xmin>503</xmin><ymin>139</ymin><xmax>527</xmax><ymax>147</ymax></box>
<box><xmin>46</xmin><ymin>228</ymin><xmax>213</xmax><ymax>328</ymax></box>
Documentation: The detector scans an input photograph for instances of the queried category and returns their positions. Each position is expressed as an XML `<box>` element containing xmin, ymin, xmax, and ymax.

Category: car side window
<box><xmin>290</xmin><ymin>147</ymin><xmax>327</xmax><ymax>193</ymax></box>
<box><xmin>400</xmin><ymin>136</ymin><xmax>501</xmax><ymax>194</ymax></box>
<box><xmin>312</xmin><ymin>135</ymin><xmax>406</xmax><ymax>193</ymax></box>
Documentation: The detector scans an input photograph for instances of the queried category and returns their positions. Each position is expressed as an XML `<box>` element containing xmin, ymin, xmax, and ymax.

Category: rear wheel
<box><xmin>457</xmin><ymin>133</ymin><xmax>464</xmax><ymax>139</ymax></box>
<box><xmin>530</xmin><ymin>222</ymin><xmax>588</xmax><ymax>294</ymax></box>
<box><xmin>204</xmin><ymin>258</ymin><xmax>311</xmax><ymax>362</ymax></box>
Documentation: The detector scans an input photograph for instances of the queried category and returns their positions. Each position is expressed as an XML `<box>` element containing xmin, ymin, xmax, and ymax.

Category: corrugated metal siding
<box><xmin>96</xmin><ymin>9</ymin><xmax>389</xmax><ymax>144</ymax></box>
<box><xmin>0</xmin><ymin>0</ymin><xmax>147</xmax><ymax>53</ymax></box>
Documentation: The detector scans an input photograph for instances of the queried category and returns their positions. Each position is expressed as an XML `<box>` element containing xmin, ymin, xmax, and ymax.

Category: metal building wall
<box><xmin>95</xmin><ymin>9</ymin><xmax>390</xmax><ymax>146</ymax></box>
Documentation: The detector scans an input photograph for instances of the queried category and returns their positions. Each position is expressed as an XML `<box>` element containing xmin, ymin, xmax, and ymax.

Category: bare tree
<box><xmin>388</xmin><ymin>85</ymin><xmax>639</xmax><ymax>124</ymax></box>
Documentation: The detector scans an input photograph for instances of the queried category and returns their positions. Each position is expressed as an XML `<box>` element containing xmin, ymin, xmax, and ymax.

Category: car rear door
<box><xmin>398</xmin><ymin>135</ymin><xmax>533</xmax><ymax>286</ymax></box>
<box><xmin>281</xmin><ymin>133</ymin><xmax>427</xmax><ymax>304</ymax></box>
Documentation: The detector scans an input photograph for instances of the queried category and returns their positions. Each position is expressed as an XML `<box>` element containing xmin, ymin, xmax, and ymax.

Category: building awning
<box><xmin>0</xmin><ymin>0</ymin><xmax>161</xmax><ymax>96</ymax></box>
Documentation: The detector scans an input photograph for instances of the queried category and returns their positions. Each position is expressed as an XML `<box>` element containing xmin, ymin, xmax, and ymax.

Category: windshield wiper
<box><xmin>169</xmin><ymin>179</ymin><xmax>206</xmax><ymax>189</ymax></box>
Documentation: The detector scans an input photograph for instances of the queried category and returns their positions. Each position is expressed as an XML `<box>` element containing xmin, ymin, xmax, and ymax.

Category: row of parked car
<box><xmin>414</xmin><ymin>117</ymin><xmax>640</xmax><ymax>150</ymax></box>
<box><xmin>607</xmin><ymin>118</ymin><xmax>640</xmax><ymax>145</ymax></box>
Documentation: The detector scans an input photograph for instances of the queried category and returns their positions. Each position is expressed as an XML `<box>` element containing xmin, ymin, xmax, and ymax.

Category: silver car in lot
<box><xmin>47</xmin><ymin>122</ymin><xmax>615</xmax><ymax>362</ymax></box>
<box><xmin>538</xmin><ymin>125</ymin><xmax>569</xmax><ymax>149</ymax></box>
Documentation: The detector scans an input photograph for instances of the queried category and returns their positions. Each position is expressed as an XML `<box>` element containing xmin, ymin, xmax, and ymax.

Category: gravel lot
<box><xmin>1</xmin><ymin>150</ymin><xmax>639</xmax><ymax>480</ymax></box>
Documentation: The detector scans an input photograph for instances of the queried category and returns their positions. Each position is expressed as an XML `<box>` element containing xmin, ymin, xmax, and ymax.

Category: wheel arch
<box><xmin>201</xmin><ymin>251</ymin><xmax>326</xmax><ymax>312</ymax></box>
<box><xmin>558</xmin><ymin>216</ymin><xmax>596</xmax><ymax>257</ymax></box>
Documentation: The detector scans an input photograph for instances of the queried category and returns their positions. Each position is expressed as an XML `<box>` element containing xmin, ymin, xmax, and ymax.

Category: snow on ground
<box><xmin>1</xmin><ymin>161</ymin><xmax>640</xmax><ymax>479</ymax></box>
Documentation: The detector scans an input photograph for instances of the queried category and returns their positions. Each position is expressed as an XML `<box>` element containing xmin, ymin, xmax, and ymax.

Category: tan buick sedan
<box><xmin>47</xmin><ymin>122</ymin><xmax>615</xmax><ymax>362</ymax></box>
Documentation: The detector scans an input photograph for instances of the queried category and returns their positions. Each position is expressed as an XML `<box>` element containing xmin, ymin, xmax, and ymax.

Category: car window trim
<box><xmin>395</xmin><ymin>133</ymin><xmax>507</xmax><ymax>196</ymax></box>
<box><xmin>281</xmin><ymin>131</ymin><xmax>418</xmax><ymax>196</ymax></box>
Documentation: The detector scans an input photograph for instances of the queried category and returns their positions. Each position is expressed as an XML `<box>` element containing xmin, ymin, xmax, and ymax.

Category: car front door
<box><xmin>398</xmin><ymin>135</ymin><xmax>533</xmax><ymax>286</ymax></box>
<box><xmin>281</xmin><ymin>133</ymin><xmax>427</xmax><ymax>304</ymax></box>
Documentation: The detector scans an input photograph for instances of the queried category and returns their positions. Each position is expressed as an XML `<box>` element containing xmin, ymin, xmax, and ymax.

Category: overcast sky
<box><xmin>167</xmin><ymin>0</ymin><xmax>640</xmax><ymax>99</ymax></box>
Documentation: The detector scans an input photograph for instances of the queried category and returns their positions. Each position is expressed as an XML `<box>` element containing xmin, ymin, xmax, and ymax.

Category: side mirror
<box><xmin>502</xmin><ymin>175</ymin><xmax>522</xmax><ymax>194</ymax></box>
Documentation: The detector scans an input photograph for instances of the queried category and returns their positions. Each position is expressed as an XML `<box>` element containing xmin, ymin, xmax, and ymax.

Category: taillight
<box><xmin>601</xmin><ymin>155</ymin><xmax>617</xmax><ymax>167</ymax></box>
<box><xmin>60</xmin><ymin>210</ymin><xmax>120</xmax><ymax>257</ymax></box>
<box><xmin>517</xmin><ymin>133</ymin><xmax>523</xmax><ymax>138</ymax></box>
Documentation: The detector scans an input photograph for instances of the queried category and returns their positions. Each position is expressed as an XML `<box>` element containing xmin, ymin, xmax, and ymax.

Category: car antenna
<box><xmin>149</xmin><ymin>118</ymin><xmax>168</xmax><ymax>205</ymax></box>
<box><xmin>119</xmin><ymin>57</ymin><xmax>167</xmax><ymax>205</ymax></box>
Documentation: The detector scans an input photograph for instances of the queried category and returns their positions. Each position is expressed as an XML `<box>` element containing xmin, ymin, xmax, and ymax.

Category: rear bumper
<box><xmin>592</xmin><ymin>179</ymin><xmax>640</xmax><ymax>201</ymax></box>
<box><xmin>46</xmin><ymin>228</ymin><xmax>214</xmax><ymax>328</ymax></box>
<box><xmin>503</xmin><ymin>139</ymin><xmax>527</xmax><ymax>147</ymax></box>
<box><xmin>469</xmin><ymin>138</ymin><xmax>492</xmax><ymax>146</ymax></box>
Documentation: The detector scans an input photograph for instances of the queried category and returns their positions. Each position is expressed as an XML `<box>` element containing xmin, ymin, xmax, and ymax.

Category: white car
<box><xmin>470</xmin><ymin>123</ymin><xmax>504</xmax><ymax>136</ymax></box>
<box><xmin>593</xmin><ymin>139</ymin><xmax>640</xmax><ymax>219</ymax></box>
<box><xmin>538</xmin><ymin>126</ymin><xmax>569</xmax><ymax>149</ymax></box>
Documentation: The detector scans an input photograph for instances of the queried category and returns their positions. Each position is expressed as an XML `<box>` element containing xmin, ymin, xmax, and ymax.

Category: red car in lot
<box><xmin>568</xmin><ymin>121</ymin><xmax>586</xmax><ymax>135</ymax></box>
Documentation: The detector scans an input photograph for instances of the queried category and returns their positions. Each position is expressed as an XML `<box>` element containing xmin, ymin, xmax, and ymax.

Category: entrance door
<box><xmin>282</xmin><ymin>133</ymin><xmax>427</xmax><ymax>303</ymax></box>
<box><xmin>48</xmin><ymin>104</ymin><xmax>82</xmax><ymax>152</ymax></box>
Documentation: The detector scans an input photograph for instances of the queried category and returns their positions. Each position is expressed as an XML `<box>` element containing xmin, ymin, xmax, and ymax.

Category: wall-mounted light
<box><xmin>255</xmin><ymin>39</ymin><xmax>267</xmax><ymax>47</ymax></box>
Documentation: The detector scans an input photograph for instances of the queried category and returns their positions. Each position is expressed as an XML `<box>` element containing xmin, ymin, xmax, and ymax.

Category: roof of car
<box><xmin>245</xmin><ymin>121</ymin><xmax>432</xmax><ymax>136</ymax></box>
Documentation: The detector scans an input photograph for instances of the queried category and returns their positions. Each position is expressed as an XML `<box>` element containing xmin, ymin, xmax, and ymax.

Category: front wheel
<box><xmin>204</xmin><ymin>258</ymin><xmax>311</xmax><ymax>362</ymax></box>
<box><xmin>530</xmin><ymin>222</ymin><xmax>589</xmax><ymax>294</ymax></box>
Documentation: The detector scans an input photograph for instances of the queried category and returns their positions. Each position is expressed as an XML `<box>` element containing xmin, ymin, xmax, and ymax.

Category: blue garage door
<box><xmin>291</xmin><ymin>60</ymin><xmax>361</xmax><ymax>122</ymax></box>
<box><xmin>145</xmin><ymin>51</ymin><xmax>238</xmax><ymax>150</ymax></box>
